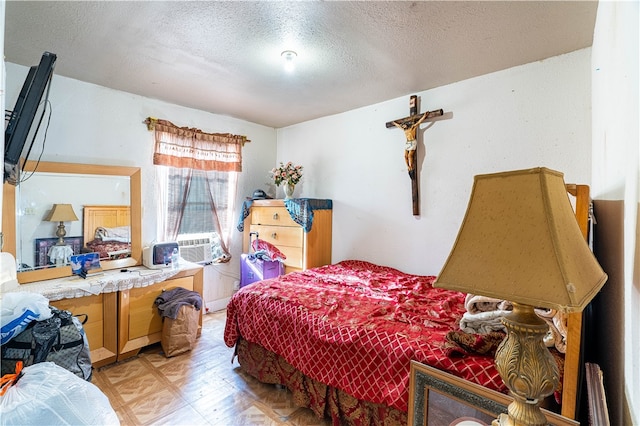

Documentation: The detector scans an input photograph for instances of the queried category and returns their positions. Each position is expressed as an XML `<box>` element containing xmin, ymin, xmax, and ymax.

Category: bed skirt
<box><xmin>236</xmin><ymin>338</ymin><xmax>407</xmax><ymax>426</ymax></box>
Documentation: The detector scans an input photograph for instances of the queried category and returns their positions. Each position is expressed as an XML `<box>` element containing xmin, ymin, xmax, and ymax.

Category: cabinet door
<box><xmin>53</xmin><ymin>293</ymin><xmax>118</xmax><ymax>368</ymax></box>
<box><xmin>118</xmin><ymin>276</ymin><xmax>194</xmax><ymax>360</ymax></box>
<box><xmin>128</xmin><ymin>277</ymin><xmax>193</xmax><ymax>340</ymax></box>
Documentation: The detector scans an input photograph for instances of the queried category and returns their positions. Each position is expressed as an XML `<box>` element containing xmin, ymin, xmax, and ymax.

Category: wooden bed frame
<box><xmin>82</xmin><ymin>205</ymin><xmax>131</xmax><ymax>242</ymax></box>
<box><xmin>562</xmin><ymin>183</ymin><xmax>591</xmax><ymax>420</ymax></box>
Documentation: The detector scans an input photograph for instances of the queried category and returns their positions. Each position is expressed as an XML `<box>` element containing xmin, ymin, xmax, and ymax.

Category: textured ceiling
<box><xmin>5</xmin><ymin>1</ymin><xmax>598</xmax><ymax>129</ymax></box>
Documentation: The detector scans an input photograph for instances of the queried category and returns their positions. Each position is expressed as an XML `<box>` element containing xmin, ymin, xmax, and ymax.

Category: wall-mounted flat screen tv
<box><xmin>4</xmin><ymin>51</ymin><xmax>57</xmax><ymax>185</ymax></box>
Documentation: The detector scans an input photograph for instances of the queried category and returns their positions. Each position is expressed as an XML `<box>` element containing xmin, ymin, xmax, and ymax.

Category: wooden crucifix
<box><xmin>385</xmin><ymin>95</ymin><xmax>443</xmax><ymax>216</ymax></box>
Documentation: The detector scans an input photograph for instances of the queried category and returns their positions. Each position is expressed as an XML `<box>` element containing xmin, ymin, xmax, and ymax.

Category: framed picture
<box><xmin>34</xmin><ymin>236</ymin><xmax>83</xmax><ymax>267</ymax></box>
<box><xmin>408</xmin><ymin>361</ymin><xmax>579</xmax><ymax>426</ymax></box>
<box><xmin>70</xmin><ymin>252</ymin><xmax>101</xmax><ymax>275</ymax></box>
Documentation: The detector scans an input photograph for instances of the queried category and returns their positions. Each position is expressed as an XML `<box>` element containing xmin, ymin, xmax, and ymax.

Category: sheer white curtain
<box><xmin>149</xmin><ymin>118</ymin><xmax>247</xmax><ymax>261</ymax></box>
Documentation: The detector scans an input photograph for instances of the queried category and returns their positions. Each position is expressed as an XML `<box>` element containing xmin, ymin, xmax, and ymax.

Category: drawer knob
<box><xmin>271</xmin><ymin>232</ymin><xmax>277</xmax><ymax>239</ymax></box>
<box><xmin>273</xmin><ymin>213</ymin><xmax>279</xmax><ymax>220</ymax></box>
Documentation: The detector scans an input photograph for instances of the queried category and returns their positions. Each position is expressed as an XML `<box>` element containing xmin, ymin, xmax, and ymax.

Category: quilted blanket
<box><xmin>224</xmin><ymin>260</ymin><xmax>505</xmax><ymax>412</ymax></box>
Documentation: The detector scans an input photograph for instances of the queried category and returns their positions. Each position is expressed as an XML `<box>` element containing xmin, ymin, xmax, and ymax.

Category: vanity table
<box><xmin>2</xmin><ymin>160</ymin><xmax>202</xmax><ymax>368</ymax></box>
<box><xmin>12</xmin><ymin>262</ymin><xmax>203</xmax><ymax>367</ymax></box>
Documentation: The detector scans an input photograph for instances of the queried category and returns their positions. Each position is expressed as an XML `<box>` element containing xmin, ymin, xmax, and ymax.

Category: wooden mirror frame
<box><xmin>2</xmin><ymin>160</ymin><xmax>142</xmax><ymax>284</ymax></box>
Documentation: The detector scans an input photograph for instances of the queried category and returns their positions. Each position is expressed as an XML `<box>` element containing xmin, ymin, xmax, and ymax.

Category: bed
<box><xmin>223</xmin><ymin>184</ymin><xmax>591</xmax><ymax>425</ymax></box>
<box><xmin>82</xmin><ymin>205</ymin><xmax>132</xmax><ymax>260</ymax></box>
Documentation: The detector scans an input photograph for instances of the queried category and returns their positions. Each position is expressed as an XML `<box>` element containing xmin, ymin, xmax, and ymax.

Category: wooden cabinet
<box><xmin>242</xmin><ymin>199</ymin><xmax>332</xmax><ymax>273</ymax></box>
<box><xmin>17</xmin><ymin>264</ymin><xmax>203</xmax><ymax>368</ymax></box>
<box><xmin>117</xmin><ymin>265</ymin><xmax>203</xmax><ymax>361</ymax></box>
<box><xmin>53</xmin><ymin>292</ymin><xmax>118</xmax><ymax>368</ymax></box>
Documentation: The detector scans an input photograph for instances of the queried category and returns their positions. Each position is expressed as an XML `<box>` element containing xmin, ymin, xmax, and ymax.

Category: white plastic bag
<box><xmin>0</xmin><ymin>253</ymin><xmax>19</xmax><ymax>292</ymax></box>
<box><xmin>0</xmin><ymin>292</ymin><xmax>53</xmax><ymax>345</ymax></box>
<box><xmin>0</xmin><ymin>362</ymin><xmax>119</xmax><ymax>425</ymax></box>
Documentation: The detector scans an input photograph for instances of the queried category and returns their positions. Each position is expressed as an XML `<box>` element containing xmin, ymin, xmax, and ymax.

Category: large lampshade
<box><xmin>434</xmin><ymin>167</ymin><xmax>607</xmax><ymax>426</ymax></box>
<box><xmin>44</xmin><ymin>203</ymin><xmax>79</xmax><ymax>223</ymax></box>
<box><xmin>44</xmin><ymin>203</ymin><xmax>79</xmax><ymax>246</ymax></box>
<box><xmin>434</xmin><ymin>167</ymin><xmax>607</xmax><ymax>313</ymax></box>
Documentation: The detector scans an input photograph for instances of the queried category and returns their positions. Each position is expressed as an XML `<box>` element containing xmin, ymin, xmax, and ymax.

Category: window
<box><xmin>148</xmin><ymin>118</ymin><xmax>248</xmax><ymax>262</ymax></box>
<box><xmin>157</xmin><ymin>166</ymin><xmax>237</xmax><ymax>262</ymax></box>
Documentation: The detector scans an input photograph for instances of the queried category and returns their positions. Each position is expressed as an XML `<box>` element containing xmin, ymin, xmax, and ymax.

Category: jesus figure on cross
<box><xmin>392</xmin><ymin>111</ymin><xmax>428</xmax><ymax>173</ymax></box>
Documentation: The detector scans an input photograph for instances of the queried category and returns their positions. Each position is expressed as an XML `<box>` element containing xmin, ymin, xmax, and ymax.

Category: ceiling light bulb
<box><xmin>281</xmin><ymin>50</ymin><xmax>297</xmax><ymax>72</ymax></box>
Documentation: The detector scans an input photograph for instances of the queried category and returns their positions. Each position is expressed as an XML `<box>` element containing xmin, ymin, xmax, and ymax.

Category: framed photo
<box><xmin>408</xmin><ymin>361</ymin><xmax>579</xmax><ymax>426</ymax></box>
<box><xmin>34</xmin><ymin>236</ymin><xmax>83</xmax><ymax>267</ymax></box>
<box><xmin>70</xmin><ymin>252</ymin><xmax>101</xmax><ymax>275</ymax></box>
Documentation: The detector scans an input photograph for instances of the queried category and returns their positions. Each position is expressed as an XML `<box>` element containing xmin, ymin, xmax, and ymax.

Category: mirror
<box><xmin>2</xmin><ymin>160</ymin><xmax>142</xmax><ymax>284</ymax></box>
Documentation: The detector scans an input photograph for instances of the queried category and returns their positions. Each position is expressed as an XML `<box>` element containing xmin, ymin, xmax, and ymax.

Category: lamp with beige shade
<box><xmin>44</xmin><ymin>203</ymin><xmax>79</xmax><ymax>246</ymax></box>
<box><xmin>44</xmin><ymin>203</ymin><xmax>79</xmax><ymax>266</ymax></box>
<box><xmin>434</xmin><ymin>167</ymin><xmax>607</xmax><ymax>426</ymax></box>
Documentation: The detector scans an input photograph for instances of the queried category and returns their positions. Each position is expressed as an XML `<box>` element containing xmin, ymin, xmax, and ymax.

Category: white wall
<box><xmin>4</xmin><ymin>62</ymin><xmax>278</xmax><ymax>304</ymax></box>
<box><xmin>591</xmin><ymin>1</ymin><xmax>639</xmax><ymax>423</ymax></box>
<box><xmin>277</xmin><ymin>49</ymin><xmax>592</xmax><ymax>276</ymax></box>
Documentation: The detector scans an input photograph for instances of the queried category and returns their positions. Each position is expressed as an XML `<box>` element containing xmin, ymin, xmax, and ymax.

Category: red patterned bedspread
<box><xmin>224</xmin><ymin>260</ymin><xmax>505</xmax><ymax>412</ymax></box>
<box><xmin>84</xmin><ymin>239</ymin><xmax>131</xmax><ymax>260</ymax></box>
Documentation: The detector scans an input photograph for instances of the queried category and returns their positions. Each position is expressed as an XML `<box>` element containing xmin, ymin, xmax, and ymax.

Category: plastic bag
<box><xmin>0</xmin><ymin>253</ymin><xmax>19</xmax><ymax>292</ymax></box>
<box><xmin>0</xmin><ymin>362</ymin><xmax>119</xmax><ymax>425</ymax></box>
<box><xmin>1</xmin><ymin>307</ymin><xmax>93</xmax><ymax>381</ymax></box>
<box><xmin>0</xmin><ymin>292</ymin><xmax>53</xmax><ymax>345</ymax></box>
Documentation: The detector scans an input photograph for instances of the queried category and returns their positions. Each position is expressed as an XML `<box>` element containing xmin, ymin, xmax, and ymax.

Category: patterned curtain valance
<box><xmin>147</xmin><ymin>118</ymin><xmax>248</xmax><ymax>172</ymax></box>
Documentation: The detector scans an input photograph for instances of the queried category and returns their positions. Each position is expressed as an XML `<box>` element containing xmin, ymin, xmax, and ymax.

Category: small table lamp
<box><xmin>44</xmin><ymin>203</ymin><xmax>79</xmax><ymax>246</ymax></box>
<box><xmin>434</xmin><ymin>167</ymin><xmax>607</xmax><ymax>426</ymax></box>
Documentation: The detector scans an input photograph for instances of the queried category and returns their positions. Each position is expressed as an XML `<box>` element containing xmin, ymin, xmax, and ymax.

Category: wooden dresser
<box><xmin>14</xmin><ymin>263</ymin><xmax>203</xmax><ymax>367</ymax></box>
<box><xmin>241</xmin><ymin>199</ymin><xmax>332</xmax><ymax>273</ymax></box>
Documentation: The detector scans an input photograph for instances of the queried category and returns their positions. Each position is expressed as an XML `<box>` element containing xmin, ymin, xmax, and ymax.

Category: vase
<box><xmin>283</xmin><ymin>183</ymin><xmax>295</xmax><ymax>199</ymax></box>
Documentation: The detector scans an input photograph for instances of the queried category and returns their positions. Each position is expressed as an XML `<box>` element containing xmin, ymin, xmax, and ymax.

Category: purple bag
<box><xmin>240</xmin><ymin>253</ymin><xmax>284</xmax><ymax>288</ymax></box>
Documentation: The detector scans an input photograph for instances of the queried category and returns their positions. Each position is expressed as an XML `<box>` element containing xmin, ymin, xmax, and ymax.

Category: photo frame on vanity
<box><xmin>34</xmin><ymin>236</ymin><xmax>83</xmax><ymax>267</ymax></box>
<box><xmin>408</xmin><ymin>361</ymin><xmax>579</xmax><ymax>426</ymax></box>
<box><xmin>70</xmin><ymin>252</ymin><xmax>101</xmax><ymax>278</ymax></box>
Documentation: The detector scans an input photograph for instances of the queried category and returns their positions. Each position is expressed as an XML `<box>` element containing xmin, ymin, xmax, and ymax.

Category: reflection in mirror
<box><xmin>2</xmin><ymin>160</ymin><xmax>142</xmax><ymax>284</ymax></box>
<box><xmin>16</xmin><ymin>173</ymin><xmax>130</xmax><ymax>271</ymax></box>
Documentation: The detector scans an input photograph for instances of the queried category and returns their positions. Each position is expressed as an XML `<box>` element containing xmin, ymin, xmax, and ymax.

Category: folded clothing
<box><xmin>462</xmin><ymin>294</ymin><xmax>567</xmax><ymax>353</ymax></box>
<box><xmin>465</xmin><ymin>293</ymin><xmax>513</xmax><ymax>314</ymax></box>
<box><xmin>459</xmin><ymin>309</ymin><xmax>511</xmax><ymax>334</ymax></box>
<box><xmin>154</xmin><ymin>287</ymin><xmax>202</xmax><ymax>320</ymax></box>
<box><xmin>251</xmin><ymin>238</ymin><xmax>286</xmax><ymax>261</ymax></box>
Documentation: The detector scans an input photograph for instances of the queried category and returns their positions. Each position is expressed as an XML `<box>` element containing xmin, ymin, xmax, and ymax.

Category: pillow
<box><xmin>251</xmin><ymin>238</ymin><xmax>286</xmax><ymax>261</ymax></box>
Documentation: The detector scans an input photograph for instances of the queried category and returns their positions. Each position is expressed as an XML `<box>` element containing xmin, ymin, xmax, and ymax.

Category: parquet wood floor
<box><xmin>92</xmin><ymin>310</ymin><xmax>331</xmax><ymax>426</ymax></box>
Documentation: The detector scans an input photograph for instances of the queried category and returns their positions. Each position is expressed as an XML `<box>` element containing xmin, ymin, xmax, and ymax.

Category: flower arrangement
<box><xmin>270</xmin><ymin>161</ymin><xmax>303</xmax><ymax>186</ymax></box>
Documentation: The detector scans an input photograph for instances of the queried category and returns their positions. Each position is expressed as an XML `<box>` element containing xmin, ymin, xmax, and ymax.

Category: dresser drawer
<box><xmin>278</xmin><ymin>246</ymin><xmax>303</xmax><ymax>269</ymax></box>
<box><xmin>250</xmin><ymin>224</ymin><xmax>303</xmax><ymax>248</ymax></box>
<box><xmin>251</xmin><ymin>206</ymin><xmax>298</xmax><ymax>227</ymax></box>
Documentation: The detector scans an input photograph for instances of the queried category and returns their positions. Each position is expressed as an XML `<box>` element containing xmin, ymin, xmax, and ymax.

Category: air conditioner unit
<box><xmin>177</xmin><ymin>236</ymin><xmax>213</xmax><ymax>264</ymax></box>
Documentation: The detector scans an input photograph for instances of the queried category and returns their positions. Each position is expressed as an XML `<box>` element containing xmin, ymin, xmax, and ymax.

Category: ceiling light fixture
<box><xmin>281</xmin><ymin>50</ymin><xmax>297</xmax><ymax>73</ymax></box>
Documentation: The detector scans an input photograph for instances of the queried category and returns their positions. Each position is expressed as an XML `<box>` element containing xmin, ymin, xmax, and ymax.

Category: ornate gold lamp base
<box><xmin>492</xmin><ymin>302</ymin><xmax>560</xmax><ymax>426</ymax></box>
<box><xmin>55</xmin><ymin>221</ymin><xmax>68</xmax><ymax>245</ymax></box>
